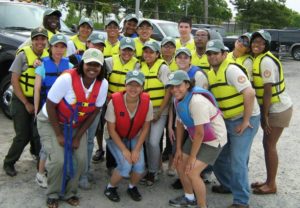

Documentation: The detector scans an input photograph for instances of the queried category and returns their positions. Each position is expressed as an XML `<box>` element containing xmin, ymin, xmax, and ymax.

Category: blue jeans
<box><xmin>213</xmin><ymin>115</ymin><xmax>260</xmax><ymax>206</ymax></box>
<box><xmin>107</xmin><ymin>137</ymin><xmax>145</xmax><ymax>177</ymax></box>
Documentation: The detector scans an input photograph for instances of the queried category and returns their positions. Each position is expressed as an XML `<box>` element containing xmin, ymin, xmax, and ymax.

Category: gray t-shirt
<box><xmin>9</xmin><ymin>52</ymin><xmax>28</xmax><ymax>74</ymax></box>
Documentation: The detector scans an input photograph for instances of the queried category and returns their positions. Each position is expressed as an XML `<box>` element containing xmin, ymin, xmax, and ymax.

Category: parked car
<box><xmin>120</xmin><ymin>18</ymin><xmax>180</xmax><ymax>41</ymax></box>
<box><xmin>0</xmin><ymin>0</ymin><xmax>73</xmax><ymax>118</ymax></box>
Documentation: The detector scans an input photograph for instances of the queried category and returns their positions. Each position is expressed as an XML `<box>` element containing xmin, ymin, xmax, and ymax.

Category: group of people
<box><xmin>2</xmin><ymin>8</ymin><xmax>293</xmax><ymax>208</ymax></box>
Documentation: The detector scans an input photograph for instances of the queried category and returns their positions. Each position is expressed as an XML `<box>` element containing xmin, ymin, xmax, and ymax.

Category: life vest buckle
<box><xmin>81</xmin><ymin>102</ymin><xmax>89</xmax><ymax>107</ymax></box>
<box><xmin>78</xmin><ymin>112</ymin><xmax>85</xmax><ymax>116</ymax></box>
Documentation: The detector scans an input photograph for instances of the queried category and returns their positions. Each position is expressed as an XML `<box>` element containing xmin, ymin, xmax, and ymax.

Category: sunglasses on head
<box><xmin>238</xmin><ymin>37</ymin><xmax>249</xmax><ymax>47</ymax></box>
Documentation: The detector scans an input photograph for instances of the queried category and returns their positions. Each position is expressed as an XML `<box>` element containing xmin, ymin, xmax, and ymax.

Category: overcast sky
<box><xmin>226</xmin><ymin>0</ymin><xmax>300</xmax><ymax>16</ymax></box>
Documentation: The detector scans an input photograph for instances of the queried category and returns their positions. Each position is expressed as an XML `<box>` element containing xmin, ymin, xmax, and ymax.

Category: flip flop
<box><xmin>253</xmin><ymin>186</ymin><xmax>277</xmax><ymax>195</ymax></box>
<box><xmin>251</xmin><ymin>182</ymin><xmax>265</xmax><ymax>188</ymax></box>
<box><xmin>66</xmin><ymin>196</ymin><xmax>80</xmax><ymax>206</ymax></box>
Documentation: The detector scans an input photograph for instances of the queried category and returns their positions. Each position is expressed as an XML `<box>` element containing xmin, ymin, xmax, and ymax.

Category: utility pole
<box><xmin>204</xmin><ymin>0</ymin><xmax>208</xmax><ymax>23</ymax></box>
<box><xmin>135</xmin><ymin>0</ymin><xmax>140</xmax><ymax>18</ymax></box>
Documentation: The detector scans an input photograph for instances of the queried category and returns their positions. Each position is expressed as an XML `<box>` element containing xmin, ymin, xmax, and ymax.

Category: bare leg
<box><xmin>176</xmin><ymin>153</ymin><xmax>194</xmax><ymax>194</ymax></box>
<box><xmin>130</xmin><ymin>172</ymin><xmax>142</xmax><ymax>186</ymax></box>
<box><xmin>109</xmin><ymin>169</ymin><xmax>123</xmax><ymax>186</ymax></box>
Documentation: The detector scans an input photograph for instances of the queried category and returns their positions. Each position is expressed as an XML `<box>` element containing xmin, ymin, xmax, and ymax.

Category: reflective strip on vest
<box><xmin>19</xmin><ymin>46</ymin><xmax>49</xmax><ymax>97</ymax></box>
<box><xmin>141</xmin><ymin>59</ymin><xmax>166</xmax><ymax>107</ymax></box>
<box><xmin>108</xmin><ymin>55</ymin><xmax>138</xmax><ymax>95</ymax></box>
<box><xmin>252</xmin><ymin>51</ymin><xmax>285</xmax><ymax>105</ymax></box>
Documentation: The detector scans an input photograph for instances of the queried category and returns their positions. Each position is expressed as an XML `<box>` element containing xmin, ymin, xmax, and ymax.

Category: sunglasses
<box><xmin>238</xmin><ymin>37</ymin><xmax>249</xmax><ymax>47</ymax></box>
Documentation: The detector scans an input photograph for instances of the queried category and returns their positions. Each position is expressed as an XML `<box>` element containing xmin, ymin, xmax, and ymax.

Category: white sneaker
<box><xmin>202</xmin><ymin>172</ymin><xmax>212</xmax><ymax>184</ymax></box>
<box><xmin>35</xmin><ymin>172</ymin><xmax>47</xmax><ymax>188</ymax></box>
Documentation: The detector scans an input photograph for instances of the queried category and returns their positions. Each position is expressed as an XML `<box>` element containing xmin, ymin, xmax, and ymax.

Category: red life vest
<box><xmin>111</xmin><ymin>91</ymin><xmax>150</xmax><ymax>139</ymax></box>
<box><xmin>57</xmin><ymin>69</ymin><xmax>101</xmax><ymax>128</ymax></box>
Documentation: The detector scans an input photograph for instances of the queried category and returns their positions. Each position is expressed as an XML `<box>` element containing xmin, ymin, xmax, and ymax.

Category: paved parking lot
<box><xmin>0</xmin><ymin>58</ymin><xmax>299</xmax><ymax>208</ymax></box>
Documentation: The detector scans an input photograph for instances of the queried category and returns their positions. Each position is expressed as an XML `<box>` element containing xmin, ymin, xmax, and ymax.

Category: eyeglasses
<box><xmin>106</xmin><ymin>25</ymin><xmax>119</xmax><ymax>30</ymax></box>
<box><xmin>162</xmin><ymin>44</ymin><xmax>175</xmax><ymax>49</ymax></box>
<box><xmin>194</xmin><ymin>34</ymin><xmax>208</xmax><ymax>39</ymax></box>
<box><xmin>138</xmin><ymin>26</ymin><xmax>152</xmax><ymax>31</ymax></box>
<box><xmin>238</xmin><ymin>37</ymin><xmax>249</xmax><ymax>47</ymax></box>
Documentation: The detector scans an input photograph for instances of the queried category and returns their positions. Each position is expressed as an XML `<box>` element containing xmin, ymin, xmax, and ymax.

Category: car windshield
<box><xmin>157</xmin><ymin>22</ymin><xmax>180</xmax><ymax>38</ymax></box>
<box><xmin>0</xmin><ymin>3</ymin><xmax>71</xmax><ymax>33</ymax></box>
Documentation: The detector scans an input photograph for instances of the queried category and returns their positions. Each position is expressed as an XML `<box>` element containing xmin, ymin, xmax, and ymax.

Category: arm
<box><xmin>185</xmin><ymin>124</ymin><xmax>204</xmax><ymax>174</ymax></box>
<box><xmin>11</xmin><ymin>72</ymin><xmax>34</xmax><ymax>114</ymax></box>
<box><xmin>107</xmin><ymin>121</ymin><xmax>132</xmax><ymax>163</ymax></box>
<box><xmin>262</xmin><ymin>83</ymin><xmax>273</xmax><ymax>134</ymax></box>
<box><xmin>34</xmin><ymin>74</ymin><xmax>42</xmax><ymax>116</ymax></box>
<box><xmin>235</xmin><ymin>86</ymin><xmax>255</xmax><ymax>134</ymax></box>
<box><xmin>168</xmin><ymin>103</ymin><xmax>175</xmax><ymax>144</ymax></box>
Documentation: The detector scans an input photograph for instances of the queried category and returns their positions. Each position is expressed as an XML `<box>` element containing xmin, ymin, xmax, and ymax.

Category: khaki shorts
<box><xmin>182</xmin><ymin>138</ymin><xmax>222</xmax><ymax>165</ymax></box>
<box><xmin>269</xmin><ymin>107</ymin><xmax>293</xmax><ymax>128</ymax></box>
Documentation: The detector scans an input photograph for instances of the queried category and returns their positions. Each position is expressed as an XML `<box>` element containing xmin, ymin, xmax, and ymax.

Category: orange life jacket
<box><xmin>111</xmin><ymin>91</ymin><xmax>150</xmax><ymax>139</ymax></box>
<box><xmin>57</xmin><ymin>69</ymin><xmax>101</xmax><ymax>128</ymax></box>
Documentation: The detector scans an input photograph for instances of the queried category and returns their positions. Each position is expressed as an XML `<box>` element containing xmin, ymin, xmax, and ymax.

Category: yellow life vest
<box><xmin>175</xmin><ymin>38</ymin><xmax>195</xmax><ymax>51</ymax></box>
<box><xmin>134</xmin><ymin>37</ymin><xmax>154</xmax><ymax>60</ymax></box>
<box><xmin>161</xmin><ymin>56</ymin><xmax>178</xmax><ymax>72</ymax></box>
<box><xmin>108</xmin><ymin>55</ymin><xmax>138</xmax><ymax>95</ymax></box>
<box><xmin>252</xmin><ymin>51</ymin><xmax>285</xmax><ymax>105</ymax></box>
<box><xmin>70</xmin><ymin>35</ymin><xmax>87</xmax><ymax>51</ymax></box>
<box><xmin>191</xmin><ymin>50</ymin><xmax>210</xmax><ymax>74</ymax></box>
<box><xmin>141</xmin><ymin>59</ymin><xmax>166</xmax><ymax>107</ymax></box>
<box><xmin>227</xmin><ymin>52</ymin><xmax>252</xmax><ymax>66</ymax></box>
<box><xmin>207</xmin><ymin>58</ymin><xmax>248</xmax><ymax>119</ymax></box>
<box><xmin>18</xmin><ymin>46</ymin><xmax>49</xmax><ymax>97</ymax></box>
<box><xmin>103</xmin><ymin>39</ymin><xmax>120</xmax><ymax>58</ymax></box>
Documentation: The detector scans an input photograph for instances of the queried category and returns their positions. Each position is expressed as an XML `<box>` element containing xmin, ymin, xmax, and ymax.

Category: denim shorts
<box><xmin>106</xmin><ymin>137</ymin><xmax>145</xmax><ymax>177</ymax></box>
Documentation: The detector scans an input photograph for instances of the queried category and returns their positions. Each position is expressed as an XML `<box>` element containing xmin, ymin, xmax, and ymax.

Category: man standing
<box><xmin>3</xmin><ymin>28</ymin><xmax>49</xmax><ymax>176</ymax></box>
<box><xmin>175</xmin><ymin>17</ymin><xmax>195</xmax><ymax>51</ymax></box>
<box><xmin>206</xmin><ymin>39</ymin><xmax>260</xmax><ymax>208</ymax></box>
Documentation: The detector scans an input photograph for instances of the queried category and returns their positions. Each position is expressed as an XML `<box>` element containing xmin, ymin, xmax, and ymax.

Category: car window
<box><xmin>157</xmin><ymin>22</ymin><xmax>179</xmax><ymax>38</ymax></box>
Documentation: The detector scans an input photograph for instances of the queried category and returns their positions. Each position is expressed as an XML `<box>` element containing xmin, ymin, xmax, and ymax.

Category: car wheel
<box><xmin>292</xmin><ymin>46</ymin><xmax>300</xmax><ymax>61</ymax></box>
<box><xmin>0</xmin><ymin>74</ymin><xmax>12</xmax><ymax>119</ymax></box>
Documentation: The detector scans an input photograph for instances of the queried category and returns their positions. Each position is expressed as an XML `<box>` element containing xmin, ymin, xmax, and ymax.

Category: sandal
<box><xmin>251</xmin><ymin>181</ymin><xmax>265</xmax><ymax>189</ymax></box>
<box><xmin>253</xmin><ymin>186</ymin><xmax>277</xmax><ymax>195</ymax></box>
<box><xmin>66</xmin><ymin>196</ymin><xmax>80</xmax><ymax>206</ymax></box>
<box><xmin>47</xmin><ymin>198</ymin><xmax>58</xmax><ymax>208</ymax></box>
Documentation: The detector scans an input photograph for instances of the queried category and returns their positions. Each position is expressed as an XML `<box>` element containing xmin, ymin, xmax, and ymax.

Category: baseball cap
<box><xmin>125</xmin><ymin>70</ymin><xmax>145</xmax><ymax>85</ymax></box>
<box><xmin>120</xmin><ymin>37</ymin><xmax>135</xmax><ymax>50</ymax></box>
<box><xmin>87</xmin><ymin>32</ymin><xmax>106</xmax><ymax>45</ymax></box>
<box><xmin>137</xmin><ymin>19</ymin><xmax>153</xmax><ymax>28</ymax></box>
<box><xmin>240</xmin><ymin>32</ymin><xmax>252</xmax><ymax>40</ymax></box>
<box><xmin>31</xmin><ymin>27</ymin><xmax>48</xmax><ymax>39</ymax></box>
<box><xmin>205</xmin><ymin>39</ymin><xmax>225</xmax><ymax>53</ymax></box>
<box><xmin>82</xmin><ymin>48</ymin><xmax>104</xmax><ymax>66</ymax></box>
<box><xmin>49</xmin><ymin>34</ymin><xmax>67</xmax><ymax>46</ymax></box>
<box><xmin>143</xmin><ymin>41</ymin><xmax>160</xmax><ymax>52</ymax></box>
<box><xmin>105</xmin><ymin>18</ymin><xmax>120</xmax><ymax>27</ymax></box>
<box><xmin>175</xmin><ymin>47</ymin><xmax>192</xmax><ymax>57</ymax></box>
<box><xmin>161</xmin><ymin>37</ymin><xmax>176</xmax><ymax>47</ymax></box>
<box><xmin>43</xmin><ymin>8</ymin><xmax>62</xmax><ymax>18</ymax></box>
<box><xmin>79</xmin><ymin>17</ymin><xmax>94</xmax><ymax>29</ymax></box>
<box><xmin>166</xmin><ymin>70</ymin><xmax>190</xmax><ymax>88</ymax></box>
<box><xmin>251</xmin><ymin>30</ymin><xmax>272</xmax><ymax>44</ymax></box>
<box><xmin>125</xmin><ymin>14</ymin><xmax>138</xmax><ymax>22</ymax></box>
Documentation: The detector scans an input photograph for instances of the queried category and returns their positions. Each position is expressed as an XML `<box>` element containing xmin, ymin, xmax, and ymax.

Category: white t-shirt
<box><xmin>194</xmin><ymin>70</ymin><xmax>208</xmax><ymax>89</ymax></box>
<box><xmin>260</xmin><ymin>56</ymin><xmax>293</xmax><ymax>113</ymax></box>
<box><xmin>243</xmin><ymin>57</ymin><xmax>253</xmax><ymax>82</ymax></box>
<box><xmin>177</xmin><ymin>94</ymin><xmax>227</xmax><ymax>148</ymax></box>
<box><xmin>226</xmin><ymin>64</ymin><xmax>260</xmax><ymax>118</ymax></box>
<box><xmin>41</xmin><ymin>72</ymin><xmax>108</xmax><ymax>117</ymax></box>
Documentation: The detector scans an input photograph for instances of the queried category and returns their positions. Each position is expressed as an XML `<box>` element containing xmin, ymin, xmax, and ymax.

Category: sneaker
<box><xmin>35</xmin><ymin>172</ymin><xmax>47</xmax><ymax>188</ymax></box>
<box><xmin>104</xmin><ymin>187</ymin><xmax>120</xmax><ymax>202</ymax></box>
<box><xmin>167</xmin><ymin>168</ymin><xmax>176</xmax><ymax>177</ymax></box>
<box><xmin>201</xmin><ymin>172</ymin><xmax>212</xmax><ymax>184</ymax></box>
<box><xmin>127</xmin><ymin>186</ymin><xmax>142</xmax><ymax>201</ymax></box>
<box><xmin>79</xmin><ymin>177</ymin><xmax>91</xmax><ymax>190</ymax></box>
<box><xmin>171</xmin><ymin>178</ymin><xmax>183</xmax><ymax>190</ymax></box>
<box><xmin>3</xmin><ymin>164</ymin><xmax>17</xmax><ymax>177</ymax></box>
<box><xmin>169</xmin><ymin>195</ymin><xmax>197</xmax><ymax>207</ymax></box>
<box><xmin>92</xmin><ymin>149</ymin><xmax>105</xmax><ymax>163</ymax></box>
<box><xmin>146</xmin><ymin>172</ymin><xmax>158</xmax><ymax>186</ymax></box>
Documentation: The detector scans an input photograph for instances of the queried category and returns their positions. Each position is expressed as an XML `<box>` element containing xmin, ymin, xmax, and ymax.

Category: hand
<box><xmin>168</xmin><ymin>127</ymin><xmax>175</xmax><ymax>145</ymax></box>
<box><xmin>185</xmin><ymin>156</ymin><xmax>197</xmax><ymax>174</ymax></box>
<box><xmin>33</xmin><ymin>59</ymin><xmax>42</xmax><ymax>68</ymax></box>
<box><xmin>131</xmin><ymin>149</ymin><xmax>140</xmax><ymax>164</ymax></box>
<box><xmin>122</xmin><ymin>149</ymin><xmax>132</xmax><ymax>164</ymax></box>
<box><xmin>173</xmin><ymin>150</ymin><xmax>183</xmax><ymax>168</ymax></box>
<box><xmin>72</xmin><ymin>137</ymin><xmax>80</xmax><ymax>149</ymax></box>
<box><xmin>235</xmin><ymin>120</ymin><xmax>253</xmax><ymax>135</ymax></box>
<box><xmin>56</xmin><ymin>134</ymin><xmax>64</xmax><ymax>147</ymax></box>
<box><xmin>262</xmin><ymin>116</ymin><xmax>272</xmax><ymax>135</ymax></box>
<box><xmin>24</xmin><ymin>102</ymin><xmax>34</xmax><ymax>114</ymax></box>
<box><xmin>153</xmin><ymin>111</ymin><xmax>161</xmax><ymax>122</ymax></box>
